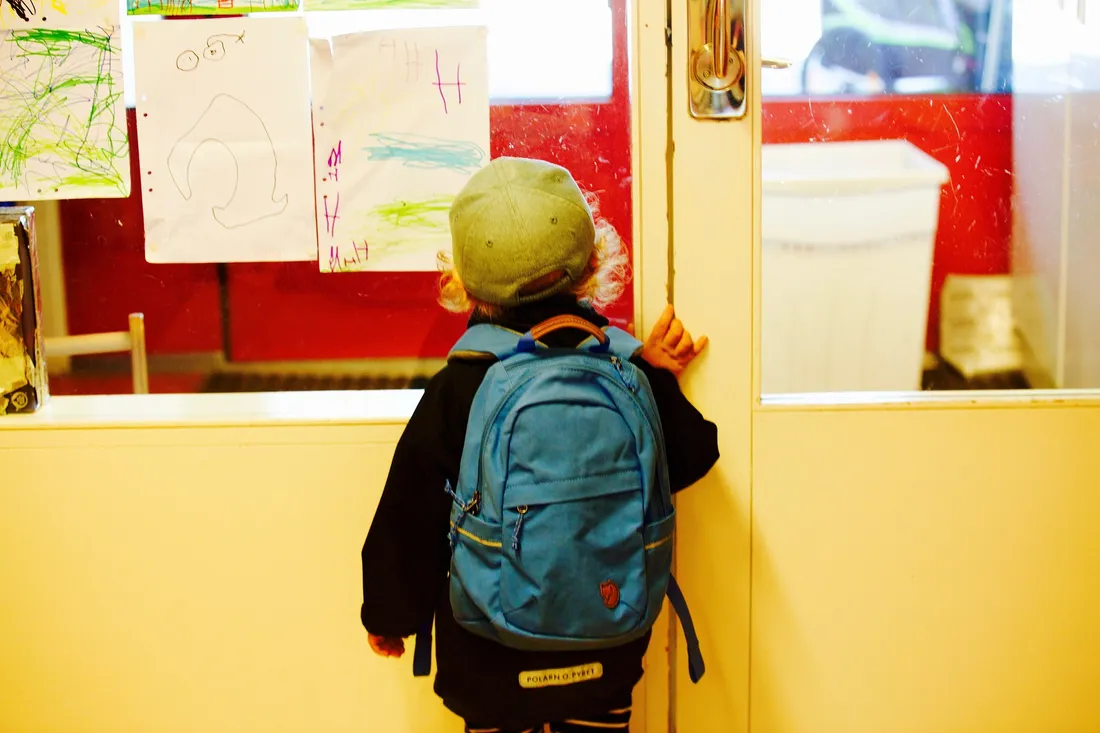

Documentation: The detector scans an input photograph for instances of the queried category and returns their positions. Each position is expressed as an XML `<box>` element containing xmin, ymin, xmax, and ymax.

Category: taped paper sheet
<box><xmin>1</xmin><ymin>0</ymin><xmax>116</xmax><ymax>30</ymax></box>
<box><xmin>0</xmin><ymin>24</ymin><xmax>130</xmax><ymax>200</ymax></box>
<box><xmin>311</xmin><ymin>25</ymin><xmax>489</xmax><ymax>272</ymax></box>
<box><xmin>127</xmin><ymin>0</ymin><xmax>299</xmax><ymax>19</ymax></box>
<box><xmin>134</xmin><ymin>17</ymin><xmax>317</xmax><ymax>263</ymax></box>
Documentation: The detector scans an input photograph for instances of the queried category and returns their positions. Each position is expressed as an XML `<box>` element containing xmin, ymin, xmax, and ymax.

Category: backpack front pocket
<box><xmin>499</xmin><ymin>472</ymin><xmax>647</xmax><ymax>643</ymax></box>
<box><xmin>450</xmin><ymin>512</ymin><xmax>503</xmax><ymax>623</ymax></box>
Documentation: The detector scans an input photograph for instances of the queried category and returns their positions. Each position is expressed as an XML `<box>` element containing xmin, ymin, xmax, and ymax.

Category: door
<box><xmin>665</xmin><ymin>0</ymin><xmax>1100</xmax><ymax>731</ymax></box>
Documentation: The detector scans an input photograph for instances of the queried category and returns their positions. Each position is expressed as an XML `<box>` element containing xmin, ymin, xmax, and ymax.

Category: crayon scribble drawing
<box><xmin>371</xmin><ymin>195</ymin><xmax>453</xmax><ymax>229</ymax></box>
<box><xmin>127</xmin><ymin>0</ymin><xmax>298</xmax><ymax>18</ymax></box>
<box><xmin>1</xmin><ymin>0</ymin><xmax>115</xmax><ymax>30</ymax></box>
<box><xmin>0</xmin><ymin>26</ymin><xmax>130</xmax><ymax>200</ymax></box>
<box><xmin>304</xmin><ymin>0</ymin><xmax>475</xmax><ymax>13</ymax></box>
<box><xmin>134</xmin><ymin>17</ymin><xmax>316</xmax><ymax>263</ymax></box>
<box><xmin>363</xmin><ymin>134</ymin><xmax>483</xmax><ymax>173</ymax></box>
<box><xmin>311</xmin><ymin>26</ymin><xmax>489</xmax><ymax>272</ymax></box>
<box><xmin>167</xmin><ymin>93</ymin><xmax>289</xmax><ymax>229</ymax></box>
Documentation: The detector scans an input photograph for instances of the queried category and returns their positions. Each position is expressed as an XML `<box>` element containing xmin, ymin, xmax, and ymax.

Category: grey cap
<box><xmin>449</xmin><ymin>157</ymin><xmax>596</xmax><ymax>307</ymax></box>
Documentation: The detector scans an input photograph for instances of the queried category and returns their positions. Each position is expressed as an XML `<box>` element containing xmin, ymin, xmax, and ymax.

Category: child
<box><xmin>361</xmin><ymin>157</ymin><xmax>719</xmax><ymax>733</ymax></box>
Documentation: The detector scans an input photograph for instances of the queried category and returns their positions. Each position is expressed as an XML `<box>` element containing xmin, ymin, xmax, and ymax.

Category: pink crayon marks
<box><xmin>322</xmin><ymin>140</ymin><xmax>342</xmax><ymax>238</ymax></box>
<box><xmin>320</xmin><ymin>136</ymin><xmax>361</xmax><ymax>273</ymax></box>
<box><xmin>322</xmin><ymin>192</ymin><xmax>340</xmax><ymax>237</ymax></box>
<box><xmin>327</xmin><ymin>140</ymin><xmax>341</xmax><ymax>182</ymax></box>
<box><xmin>320</xmin><ymin>141</ymin><xmax>367</xmax><ymax>273</ymax></box>
<box><xmin>327</xmin><ymin>241</ymin><xmax>368</xmax><ymax>273</ymax></box>
<box><xmin>433</xmin><ymin>49</ymin><xmax>465</xmax><ymax>114</ymax></box>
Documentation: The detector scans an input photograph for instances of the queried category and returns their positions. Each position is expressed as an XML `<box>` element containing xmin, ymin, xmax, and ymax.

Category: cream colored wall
<box><xmin>1</xmin><ymin>417</ymin><xmax>454</xmax><ymax>733</ymax></box>
<box><xmin>0</xmin><ymin>395</ymin><xmax>661</xmax><ymax>733</ymax></box>
<box><xmin>751</xmin><ymin>404</ymin><xmax>1100</xmax><ymax>733</ymax></box>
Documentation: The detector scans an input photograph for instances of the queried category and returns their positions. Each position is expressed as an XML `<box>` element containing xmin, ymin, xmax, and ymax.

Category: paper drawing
<box><xmin>134</xmin><ymin>17</ymin><xmax>316</xmax><ymax>263</ymax></box>
<box><xmin>167</xmin><ymin>94</ymin><xmax>288</xmax><ymax>229</ymax></box>
<box><xmin>311</xmin><ymin>26</ymin><xmax>489</xmax><ymax>272</ymax></box>
<box><xmin>304</xmin><ymin>0</ymin><xmax>476</xmax><ymax>12</ymax></box>
<box><xmin>1</xmin><ymin>0</ymin><xmax>116</xmax><ymax>30</ymax></box>
<box><xmin>0</xmin><ymin>26</ymin><xmax>130</xmax><ymax>200</ymax></box>
<box><xmin>127</xmin><ymin>0</ymin><xmax>298</xmax><ymax>18</ymax></box>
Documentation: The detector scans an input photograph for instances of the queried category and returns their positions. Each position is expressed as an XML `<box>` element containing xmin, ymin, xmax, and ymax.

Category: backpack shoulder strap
<box><xmin>412</xmin><ymin>618</ymin><xmax>433</xmax><ymax>677</ymax></box>
<box><xmin>666</xmin><ymin>573</ymin><xmax>706</xmax><ymax>683</ymax></box>
<box><xmin>580</xmin><ymin>326</ymin><xmax>643</xmax><ymax>361</ymax></box>
<box><xmin>448</xmin><ymin>324</ymin><xmax>524</xmax><ymax>361</ymax></box>
<box><xmin>451</xmin><ymin>322</ymin><xmax>642</xmax><ymax>362</ymax></box>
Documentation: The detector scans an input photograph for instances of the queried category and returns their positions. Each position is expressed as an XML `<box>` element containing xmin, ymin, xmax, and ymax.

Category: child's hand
<box><xmin>368</xmin><ymin>634</ymin><xmax>406</xmax><ymax>659</ymax></box>
<box><xmin>641</xmin><ymin>305</ymin><xmax>708</xmax><ymax>377</ymax></box>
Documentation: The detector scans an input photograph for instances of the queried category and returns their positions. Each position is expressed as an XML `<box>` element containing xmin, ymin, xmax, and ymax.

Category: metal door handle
<box><xmin>707</xmin><ymin>0</ymin><xmax>731</xmax><ymax>78</ymax></box>
<box><xmin>688</xmin><ymin>0</ymin><xmax>791</xmax><ymax>119</ymax></box>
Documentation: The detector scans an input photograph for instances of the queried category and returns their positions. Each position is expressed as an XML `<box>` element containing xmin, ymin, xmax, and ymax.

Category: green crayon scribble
<box><xmin>127</xmin><ymin>0</ymin><xmax>298</xmax><ymax>16</ymax></box>
<box><xmin>0</xmin><ymin>27</ymin><xmax>128</xmax><ymax>196</ymax></box>
<box><xmin>370</xmin><ymin>195</ymin><xmax>453</xmax><ymax>230</ymax></box>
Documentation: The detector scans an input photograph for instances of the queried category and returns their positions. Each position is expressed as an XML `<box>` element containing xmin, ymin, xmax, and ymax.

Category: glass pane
<box><xmin>761</xmin><ymin>0</ymin><xmax>1100</xmax><ymax>394</ymax></box>
<box><xmin>19</xmin><ymin>0</ymin><xmax>634</xmax><ymax>396</ymax></box>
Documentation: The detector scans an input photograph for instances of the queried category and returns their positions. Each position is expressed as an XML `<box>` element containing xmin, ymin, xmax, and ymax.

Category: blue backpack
<box><xmin>413</xmin><ymin>315</ymin><xmax>704</xmax><ymax>683</ymax></box>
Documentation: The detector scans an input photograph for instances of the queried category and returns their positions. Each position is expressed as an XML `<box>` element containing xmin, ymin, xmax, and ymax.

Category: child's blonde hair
<box><xmin>437</xmin><ymin>193</ymin><xmax>629</xmax><ymax>317</ymax></box>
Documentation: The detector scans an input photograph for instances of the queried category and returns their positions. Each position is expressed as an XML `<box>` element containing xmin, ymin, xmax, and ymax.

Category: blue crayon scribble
<box><xmin>363</xmin><ymin>133</ymin><xmax>485</xmax><ymax>173</ymax></box>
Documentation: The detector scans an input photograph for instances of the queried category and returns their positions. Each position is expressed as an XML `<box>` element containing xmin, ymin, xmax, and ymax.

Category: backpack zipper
<box><xmin>608</xmin><ymin>357</ymin><xmax>674</xmax><ymax>515</ymax></box>
<box><xmin>445</xmin><ymin>479</ymin><xmax>481</xmax><ymax>548</ymax></box>
<box><xmin>610</xmin><ymin>356</ymin><xmax>637</xmax><ymax>392</ymax></box>
<box><xmin>511</xmin><ymin>505</ymin><xmax>528</xmax><ymax>552</ymax></box>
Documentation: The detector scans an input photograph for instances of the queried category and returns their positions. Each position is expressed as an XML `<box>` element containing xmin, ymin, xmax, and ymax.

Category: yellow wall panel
<box><xmin>1</xmin><ymin>425</ymin><xmax>453</xmax><ymax>733</ymax></box>
<box><xmin>752</xmin><ymin>406</ymin><xmax>1100</xmax><ymax>733</ymax></box>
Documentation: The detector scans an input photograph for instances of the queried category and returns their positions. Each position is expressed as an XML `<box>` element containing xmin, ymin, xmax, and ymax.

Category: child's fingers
<box><xmin>648</xmin><ymin>305</ymin><xmax>675</xmax><ymax>342</ymax></box>
<box><xmin>368</xmin><ymin>634</ymin><xmax>405</xmax><ymax>658</ymax></box>
<box><xmin>693</xmin><ymin>335</ymin><xmax>709</xmax><ymax>354</ymax></box>
<box><xmin>663</xmin><ymin>318</ymin><xmax>685</xmax><ymax>348</ymax></box>
<box><xmin>673</xmin><ymin>330</ymin><xmax>695</xmax><ymax>357</ymax></box>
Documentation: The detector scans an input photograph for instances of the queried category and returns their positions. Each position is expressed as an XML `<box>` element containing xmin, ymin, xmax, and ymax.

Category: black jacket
<box><xmin>361</xmin><ymin>297</ymin><xmax>719</xmax><ymax>729</ymax></box>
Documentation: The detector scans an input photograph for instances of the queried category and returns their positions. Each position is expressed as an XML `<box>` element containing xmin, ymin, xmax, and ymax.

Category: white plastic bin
<box><xmin>761</xmin><ymin>140</ymin><xmax>949</xmax><ymax>393</ymax></box>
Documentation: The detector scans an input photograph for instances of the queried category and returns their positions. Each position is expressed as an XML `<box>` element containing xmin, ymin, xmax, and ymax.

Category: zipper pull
<box><xmin>445</xmin><ymin>481</ymin><xmax>480</xmax><ymax>515</ymax></box>
<box><xmin>611</xmin><ymin>356</ymin><xmax>637</xmax><ymax>392</ymax></box>
<box><xmin>511</xmin><ymin>506</ymin><xmax>528</xmax><ymax>553</ymax></box>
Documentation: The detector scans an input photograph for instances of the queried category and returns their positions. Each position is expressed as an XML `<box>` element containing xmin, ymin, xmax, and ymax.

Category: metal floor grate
<box><xmin>199</xmin><ymin>364</ymin><xmax>1023</xmax><ymax>393</ymax></box>
<box><xmin>200</xmin><ymin>372</ymin><xmax>431</xmax><ymax>393</ymax></box>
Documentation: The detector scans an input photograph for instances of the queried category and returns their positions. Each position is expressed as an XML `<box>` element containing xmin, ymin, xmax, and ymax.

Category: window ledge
<box><xmin>0</xmin><ymin>391</ymin><xmax>423</xmax><ymax>430</ymax></box>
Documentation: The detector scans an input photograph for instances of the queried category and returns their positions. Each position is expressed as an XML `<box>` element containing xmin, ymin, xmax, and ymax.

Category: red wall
<box><xmin>59</xmin><ymin>5</ymin><xmax>1011</xmax><ymax>362</ymax></box>
<box><xmin>762</xmin><ymin>94</ymin><xmax>1014</xmax><ymax>352</ymax></box>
